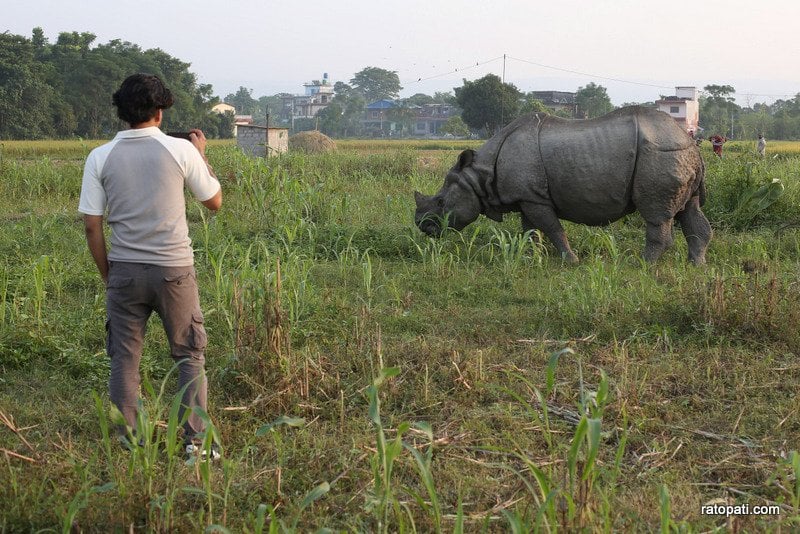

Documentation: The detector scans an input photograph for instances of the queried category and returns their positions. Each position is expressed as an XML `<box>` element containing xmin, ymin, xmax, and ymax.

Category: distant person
<box><xmin>709</xmin><ymin>134</ymin><xmax>727</xmax><ymax>157</ymax></box>
<box><xmin>78</xmin><ymin>73</ymin><xmax>222</xmax><ymax>460</ymax></box>
<box><xmin>757</xmin><ymin>134</ymin><xmax>767</xmax><ymax>157</ymax></box>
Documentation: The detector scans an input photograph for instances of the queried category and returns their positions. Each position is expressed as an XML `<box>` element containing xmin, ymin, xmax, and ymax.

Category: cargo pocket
<box><xmin>189</xmin><ymin>313</ymin><xmax>208</xmax><ymax>350</ymax></box>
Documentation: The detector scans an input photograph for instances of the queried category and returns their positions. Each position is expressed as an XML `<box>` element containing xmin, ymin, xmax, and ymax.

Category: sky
<box><xmin>4</xmin><ymin>0</ymin><xmax>800</xmax><ymax>106</ymax></box>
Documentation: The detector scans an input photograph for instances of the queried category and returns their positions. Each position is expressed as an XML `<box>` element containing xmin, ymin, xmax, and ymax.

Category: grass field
<box><xmin>1</xmin><ymin>137</ymin><xmax>800</xmax><ymax>532</ymax></box>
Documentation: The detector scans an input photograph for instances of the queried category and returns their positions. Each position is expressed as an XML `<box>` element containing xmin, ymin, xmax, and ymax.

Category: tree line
<box><xmin>2</xmin><ymin>28</ymin><xmax>800</xmax><ymax>140</ymax></box>
<box><xmin>0</xmin><ymin>29</ymin><xmax>234</xmax><ymax>139</ymax></box>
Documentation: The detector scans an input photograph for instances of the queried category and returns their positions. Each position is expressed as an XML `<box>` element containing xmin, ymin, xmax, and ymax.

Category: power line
<box><xmin>509</xmin><ymin>55</ymin><xmax>798</xmax><ymax>100</ymax></box>
<box><xmin>506</xmin><ymin>55</ymin><xmax>674</xmax><ymax>90</ymax></box>
<box><xmin>402</xmin><ymin>56</ymin><xmax>504</xmax><ymax>86</ymax></box>
<box><xmin>399</xmin><ymin>52</ymin><xmax>798</xmax><ymax>102</ymax></box>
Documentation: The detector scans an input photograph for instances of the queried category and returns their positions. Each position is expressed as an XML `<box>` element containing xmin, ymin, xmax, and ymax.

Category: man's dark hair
<box><xmin>112</xmin><ymin>73</ymin><xmax>174</xmax><ymax>125</ymax></box>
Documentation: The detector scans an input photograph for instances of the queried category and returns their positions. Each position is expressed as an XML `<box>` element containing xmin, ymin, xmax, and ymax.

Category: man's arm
<box><xmin>202</xmin><ymin>188</ymin><xmax>222</xmax><ymax>211</ymax></box>
<box><xmin>189</xmin><ymin>128</ymin><xmax>223</xmax><ymax>212</ymax></box>
<box><xmin>83</xmin><ymin>214</ymin><xmax>109</xmax><ymax>283</ymax></box>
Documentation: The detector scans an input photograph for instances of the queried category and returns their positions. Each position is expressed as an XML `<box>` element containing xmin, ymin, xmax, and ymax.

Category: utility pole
<box><xmin>500</xmin><ymin>53</ymin><xmax>506</xmax><ymax>131</ymax></box>
<box><xmin>265</xmin><ymin>112</ymin><xmax>270</xmax><ymax>157</ymax></box>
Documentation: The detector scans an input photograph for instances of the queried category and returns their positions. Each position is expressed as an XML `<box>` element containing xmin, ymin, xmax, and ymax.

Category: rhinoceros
<box><xmin>414</xmin><ymin>106</ymin><xmax>712</xmax><ymax>264</ymax></box>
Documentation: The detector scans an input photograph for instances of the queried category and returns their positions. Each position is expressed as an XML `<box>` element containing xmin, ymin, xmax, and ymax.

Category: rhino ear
<box><xmin>455</xmin><ymin>149</ymin><xmax>476</xmax><ymax>171</ymax></box>
<box><xmin>484</xmin><ymin>207</ymin><xmax>504</xmax><ymax>222</ymax></box>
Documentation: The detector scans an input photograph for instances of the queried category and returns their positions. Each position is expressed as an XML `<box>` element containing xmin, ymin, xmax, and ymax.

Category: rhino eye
<box><xmin>436</xmin><ymin>197</ymin><xmax>444</xmax><ymax>207</ymax></box>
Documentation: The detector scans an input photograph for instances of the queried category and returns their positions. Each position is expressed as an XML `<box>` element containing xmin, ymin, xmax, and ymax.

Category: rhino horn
<box><xmin>414</xmin><ymin>190</ymin><xmax>428</xmax><ymax>207</ymax></box>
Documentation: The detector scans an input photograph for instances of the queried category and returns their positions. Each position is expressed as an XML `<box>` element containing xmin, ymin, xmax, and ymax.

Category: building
<box><xmin>232</xmin><ymin>115</ymin><xmax>254</xmax><ymax>137</ymax></box>
<box><xmin>412</xmin><ymin>103</ymin><xmax>458</xmax><ymax>136</ymax></box>
<box><xmin>211</xmin><ymin>103</ymin><xmax>235</xmax><ymax>115</ymax></box>
<box><xmin>363</xmin><ymin>100</ymin><xmax>459</xmax><ymax>137</ymax></box>
<box><xmin>281</xmin><ymin>73</ymin><xmax>335</xmax><ymax>126</ymax></box>
<box><xmin>236</xmin><ymin>124</ymin><xmax>289</xmax><ymax>157</ymax></box>
<box><xmin>529</xmin><ymin>91</ymin><xmax>578</xmax><ymax>116</ymax></box>
<box><xmin>362</xmin><ymin>99</ymin><xmax>396</xmax><ymax>135</ymax></box>
<box><xmin>656</xmin><ymin>86</ymin><xmax>699</xmax><ymax>135</ymax></box>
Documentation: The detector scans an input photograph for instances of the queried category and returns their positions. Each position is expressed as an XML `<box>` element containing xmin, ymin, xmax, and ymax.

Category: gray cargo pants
<box><xmin>106</xmin><ymin>261</ymin><xmax>208</xmax><ymax>443</ymax></box>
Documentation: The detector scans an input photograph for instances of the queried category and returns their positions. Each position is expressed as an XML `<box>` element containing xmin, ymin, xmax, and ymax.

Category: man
<box><xmin>79</xmin><ymin>73</ymin><xmax>222</xmax><ymax>458</ymax></box>
<box><xmin>757</xmin><ymin>134</ymin><xmax>767</xmax><ymax>157</ymax></box>
<box><xmin>709</xmin><ymin>134</ymin><xmax>727</xmax><ymax>157</ymax></box>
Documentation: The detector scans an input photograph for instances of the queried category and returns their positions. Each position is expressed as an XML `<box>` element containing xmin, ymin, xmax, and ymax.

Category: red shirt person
<box><xmin>709</xmin><ymin>134</ymin><xmax>727</xmax><ymax>157</ymax></box>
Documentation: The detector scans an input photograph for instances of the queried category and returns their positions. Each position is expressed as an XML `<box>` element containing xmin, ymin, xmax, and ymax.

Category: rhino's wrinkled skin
<box><xmin>414</xmin><ymin>106</ymin><xmax>712</xmax><ymax>264</ymax></box>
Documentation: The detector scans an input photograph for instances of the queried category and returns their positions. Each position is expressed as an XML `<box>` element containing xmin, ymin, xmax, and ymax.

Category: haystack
<box><xmin>289</xmin><ymin>131</ymin><xmax>337</xmax><ymax>153</ymax></box>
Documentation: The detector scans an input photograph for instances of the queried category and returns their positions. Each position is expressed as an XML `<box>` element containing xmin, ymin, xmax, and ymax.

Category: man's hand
<box><xmin>83</xmin><ymin>214</ymin><xmax>109</xmax><ymax>284</ymax></box>
<box><xmin>188</xmin><ymin>128</ymin><xmax>221</xmax><ymax>211</ymax></box>
<box><xmin>189</xmin><ymin>129</ymin><xmax>208</xmax><ymax>159</ymax></box>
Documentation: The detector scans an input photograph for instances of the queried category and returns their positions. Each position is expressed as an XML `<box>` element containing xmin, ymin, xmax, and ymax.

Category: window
<box><xmin>670</xmin><ymin>106</ymin><xmax>680</xmax><ymax>114</ymax></box>
<box><xmin>372</xmin><ymin>111</ymin><xmax>379</xmax><ymax>118</ymax></box>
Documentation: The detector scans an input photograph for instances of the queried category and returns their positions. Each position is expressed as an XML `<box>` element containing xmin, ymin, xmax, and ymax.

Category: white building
<box><xmin>281</xmin><ymin>73</ymin><xmax>335</xmax><ymax>126</ymax></box>
<box><xmin>656</xmin><ymin>86</ymin><xmax>699</xmax><ymax>135</ymax></box>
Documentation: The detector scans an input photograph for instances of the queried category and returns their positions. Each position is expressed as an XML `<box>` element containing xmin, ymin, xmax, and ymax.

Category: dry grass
<box><xmin>289</xmin><ymin>131</ymin><xmax>337</xmax><ymax>153</ymax></box>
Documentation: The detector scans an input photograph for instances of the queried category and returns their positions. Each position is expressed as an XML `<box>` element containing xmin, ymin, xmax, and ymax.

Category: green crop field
<box><xmin>1</xmin><ymin>139</ymin><xmax>800</xmax><ymax>532</ymax></box>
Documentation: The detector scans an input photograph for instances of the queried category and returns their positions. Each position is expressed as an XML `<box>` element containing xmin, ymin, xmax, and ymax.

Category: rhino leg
<box><xmin>675</xmin><ymin>196</ymin><xmax>712</xmax><ymax>265</ymax></box>
<box><xmin>643</xmin><ymin>220</ymin><xmax>674</xmax><ymax>262</ymax></box>
<box><xmin>520</xmin><ymin>202</ymin><xmax>578</xmax><ymax>263</ymax></box>
<box><xmin>520</xmin><ymin>214</ymin><xmax>542</xmax><ymax>245</ymax></box>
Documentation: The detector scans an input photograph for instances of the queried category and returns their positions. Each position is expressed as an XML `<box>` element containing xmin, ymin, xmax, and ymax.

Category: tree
<box><xmin>700</xmin><ymin>84</ymin><xmax>740</xmax><ymax>138</ymax></box>
<box><xmin>317</xmin><ymin>88</ymin><xmax>366</xmax><ymax>137</ymax></box>
<box><xmin>317</xmin><ymin>101</ymin><xmax>345</xmax><ymax>137</ymax></box>
<box><xmin>738</xmin><ymin>108</ymin><xmax>773</xmax><ymax>141</ymax></box>
<box><xmin>454</xmin><ymin>74</ymin><xmax>521</xmax><ymax>134</ymax></box>
<box><xmin>386</xmin><ymin>101</ymin><xmax>417</xmax><ymax>136</ymax></box>
<box><xmin>258</xmin><ymin>94</ymin><xmax>285</xmax><ymax>125</ymax></box>
<box><xmin>203</xmin><ymin>110</ymin><xmax>235</xmax><ymax>139</ymax></box>
<box><xmin>439</xmin><ymin>116</ymin><xmax>470</xmax><ymax>137</ymax></box>
<box><xmin>767</xmin><ymin>94</ymin><xmax>800</xmax><ymax>140</ymax></box>
<box><xmin>575</xmin><ymin>82</ymin><xmax>613</xmax><ymax>118</ymax></box>
<box><xmin>225</xmin><ymin>87</ymin><xmax>258</xmax><ymax>116</ymax></box>
<box><xmin>519</xmin><ymin>93</ymin><xmax>550</xmax><ymax>115</ymax></box>
<box><xmin>433</xmin><ymin>91</ymin><xmax>457</xmax><ymax>105</ymax></box>
<box><xmin>406</xmin><ymin>93</ymin><xmax>434</xmax><ymax>106</ymax></box>
<box><xmin>0</xmin><ymin>29</ymin><xmax>226</xmax><ymax>139</ymax></box>
<box><xmin>333</xmin><ymin>81</ymin><xmax>355</xmax><ymax>98</ymax></box>
<box><xmin>0</xmin><ymin>32</ymin><xmax>64</xmax><ymax>138</ymax></box>
<box><xmin>350</xmin><ymin>67</ymin><xmax>402</xmax><ymax>102</ymax></box>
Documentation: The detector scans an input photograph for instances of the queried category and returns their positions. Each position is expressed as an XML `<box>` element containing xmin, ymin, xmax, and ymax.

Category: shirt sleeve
<box><xmin>183</xmin><ymin>148</ymin><xmax>221</xmax><ymax>202</ymax></box>
<box><xmin>78</xmin><ymin>149</ymin><xmax>107</xmax><ymax>215</ymax></box>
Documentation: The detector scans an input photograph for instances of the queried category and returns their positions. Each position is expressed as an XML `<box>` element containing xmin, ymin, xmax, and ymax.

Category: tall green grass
<box><xmin>2</xmin><ymin>141</ymin><xmax>800</xmax><ymax>531</ymax></box>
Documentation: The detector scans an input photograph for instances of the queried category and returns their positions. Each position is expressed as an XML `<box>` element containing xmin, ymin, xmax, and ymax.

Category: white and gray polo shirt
<box><xmin>78</xmin><ymin>127</ymin><xmax>220</xmax><ymax>266</ymax></box>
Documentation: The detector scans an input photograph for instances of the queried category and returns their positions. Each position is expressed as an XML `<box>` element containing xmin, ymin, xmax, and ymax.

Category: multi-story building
<box><xmin>656</xmin><ymin>86</ymin><xmax>700</xmax><ymax>135</ymax></box>
<box><xmin>362</xmin><ymin>99</ymin><xmax>396</xmax><ymax>135</ymax></box>
<box><xmin>412</xmin><ymin>103</ymin><xmax>458</xmax><ymax>136</ymax></box>
<box><xmin>281</xmin><ymin>73</ymin><xmax>335</xmax><ymax>126</ymax></box>
<box><xmin>529</xmin><ymin>91</ymin><xmax>578</xmax><ymax>116</ymax></box>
